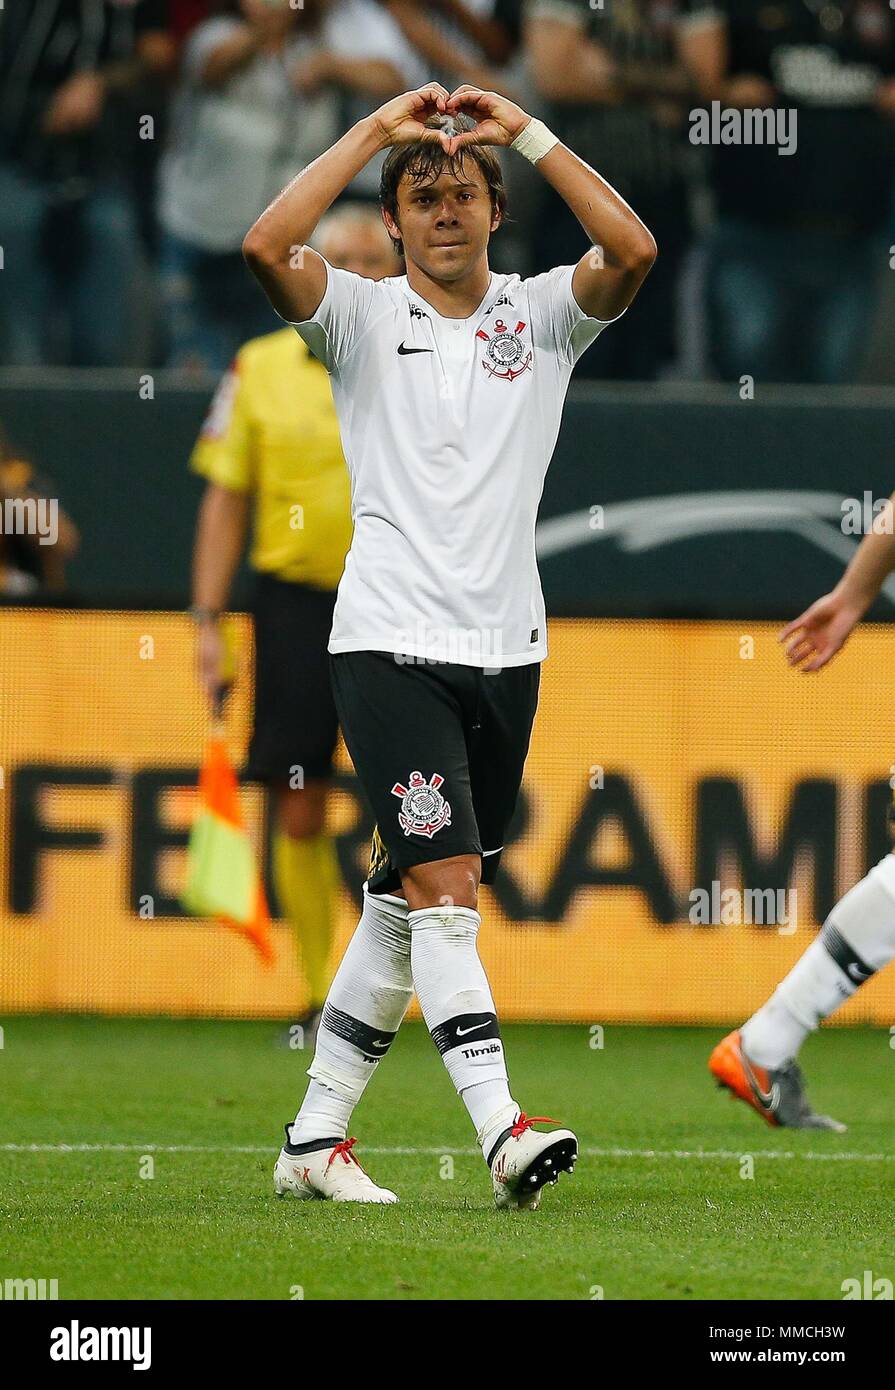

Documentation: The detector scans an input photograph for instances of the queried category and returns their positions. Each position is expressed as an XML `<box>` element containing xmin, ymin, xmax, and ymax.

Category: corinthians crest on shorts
<box><xmin>391</xmin><ymin>770</ymin><xmax>452</xmax><ymax>838</ymax></box>
<box><xmin>475</xmin><ymin>319</ymin><xmax>532</xmax><ymax>382</ymax></box>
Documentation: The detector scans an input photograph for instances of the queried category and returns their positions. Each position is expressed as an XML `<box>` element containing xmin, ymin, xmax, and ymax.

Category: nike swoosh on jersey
<box><xmin>397</xmin><ymin>343</ymin><xmax>434</xmax><ymax>355</ymax></box>
<box><xmin>456</xmin><ymin>1021</ymin><xmax>490</xmax><ymax>1038</ymax></box>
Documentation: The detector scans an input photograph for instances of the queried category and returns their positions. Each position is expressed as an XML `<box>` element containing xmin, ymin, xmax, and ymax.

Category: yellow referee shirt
<box><xmin>190</xmin><ymin>328</ymin><xmax>352</xmax><ymax>591</ymax></box>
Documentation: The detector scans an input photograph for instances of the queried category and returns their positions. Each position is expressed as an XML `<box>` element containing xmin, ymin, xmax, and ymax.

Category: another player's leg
<box><xmin>404</xmin><ymin>854</ymin><xmax>577</xmax><ymax>1211</ymax></box>
<box><xmin>710</xmin><ymin>853</ymin><xmax>895</xmax><ymax>1130</ymax></box>
<box><xmin>273</xmin><ymin>781</ymin><xmax>336</xmax><ymax>1047</ymax></box>
<box><xmin>246</xmin><ymin>576</ymin><xmax>341</xmax><ymax>1041</ymax></box>
<box><xmin>274</xmin><ymin>884</ymin><xmax>412</xmax><ymax>1203</ymax></box>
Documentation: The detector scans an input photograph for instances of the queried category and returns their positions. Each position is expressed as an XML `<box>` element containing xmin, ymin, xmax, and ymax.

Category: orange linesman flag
<box><xmin>182</xmin><ymin>732</ymin><xmax>275</xmax><ymax>965</ymax></box>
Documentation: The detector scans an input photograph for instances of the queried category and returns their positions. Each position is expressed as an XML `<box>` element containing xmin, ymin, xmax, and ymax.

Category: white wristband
<box><xmin>510</xmin><ymin>117</ymin><xmax>559</xmax><ymax>164</ymax></box>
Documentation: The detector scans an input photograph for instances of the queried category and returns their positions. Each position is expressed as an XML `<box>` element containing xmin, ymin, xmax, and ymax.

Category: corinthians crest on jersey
<box><xmin>475</xmin><ymin>319</ymin><xmax>532</xmax><ymax>382</ymax></box>
<box><xmin>391</xmin><ymin>770</ymin><xmax>452</xmax><ymax>838</ymax></box>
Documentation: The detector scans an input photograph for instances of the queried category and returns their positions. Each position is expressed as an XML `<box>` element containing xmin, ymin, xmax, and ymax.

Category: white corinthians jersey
<box><xmin>291</xmin><ymin>259</ymin><xmax>617</xmax><ymax>668</ymax></box>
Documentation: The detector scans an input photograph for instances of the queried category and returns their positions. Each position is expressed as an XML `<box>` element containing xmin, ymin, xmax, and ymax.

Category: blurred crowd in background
<box><xmin>2</xmin><ymin>0</ymin><xmax>895</xmax><ymax>383</ymax></box>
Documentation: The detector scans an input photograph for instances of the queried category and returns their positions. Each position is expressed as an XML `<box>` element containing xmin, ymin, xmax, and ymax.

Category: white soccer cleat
<box><xmin>489</xmin><ymin>1111</ymin><xmax>578</xmax><ymax>1211</ymax></box>
<box><xmin>274</xmin><ymin>1135</ymin><xmax>399</xmax><ymax>1204</ymax></box>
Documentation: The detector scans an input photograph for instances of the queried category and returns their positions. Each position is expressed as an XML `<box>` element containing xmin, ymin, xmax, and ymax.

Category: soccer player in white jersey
<box><xmin>243</xmin><ymin>81</ymin><xmax>656</xmax><ymax>1207</ymax></box>
<box><xmin>710</xmin><ymin>492</ymin><xmax>895</xmax><ymax>1133</ymax></box>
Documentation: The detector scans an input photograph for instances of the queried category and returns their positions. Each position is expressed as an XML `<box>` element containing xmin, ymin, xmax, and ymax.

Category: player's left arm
<box><xmin>539</xmin><ymin>142</ymin><xmax>657</xmax><ymax>321</ymax></box>
<box><xmin>443</xmin><ymin>85</ymin><xmax>657</xmax><ymax>321</ymax></box>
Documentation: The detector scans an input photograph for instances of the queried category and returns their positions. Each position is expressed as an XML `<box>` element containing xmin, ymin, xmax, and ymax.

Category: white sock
<box><xmin>740</xmin><ymin>994</ymin><xmax>808</xmax><ymax>1067</ymax></box>
<box><xmin>742</xmin><ymin>854</ymin><xmax>895</xmax><ymax>1068</ymax></box>
<box><xmin>408</xmin><ymin>903</ymin><xmax>517</xmax><ymax>1160</ymax></box>
<box><xmin>289</xmin><ymin>889</ymin><xmax>412</xmax><ymax>1145</ymax></box>
<box><xmin>464</xmin><ymin>1082</ymin><xmax>520</xmax><ymax>1163</ymax></box>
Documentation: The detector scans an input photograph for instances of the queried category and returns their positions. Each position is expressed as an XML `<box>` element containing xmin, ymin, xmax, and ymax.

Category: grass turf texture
<box><xmin>1</xmin><ymin>1017</ymin><xmax>893</xmax><ymax>1301</ymax></box>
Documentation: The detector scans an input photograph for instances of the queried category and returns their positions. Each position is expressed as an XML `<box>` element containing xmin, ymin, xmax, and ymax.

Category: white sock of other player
<box><xmin>742</xmin><ymin>853</ymin><xmax>895</xmax><ymax>1069</ymax></box>
<box><xmin>408</xmin><ymin>903</ymin><xmax>519</xmax><ymax>1161</ymax></box>
<box><xmin>288</xmin><ymin>890</ymin><xmax>413</xmax><ymax>1145</ymax></box>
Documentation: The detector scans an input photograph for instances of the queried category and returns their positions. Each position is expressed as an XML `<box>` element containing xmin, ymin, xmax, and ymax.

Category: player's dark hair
<box><xmin>379</xmin><ymin>114</ymin><xmax>509</xmax><ymax>260</ymax></box>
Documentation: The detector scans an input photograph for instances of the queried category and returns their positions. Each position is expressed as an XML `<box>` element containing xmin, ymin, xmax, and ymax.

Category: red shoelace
<box><xmin>326</xmin><ymin>1137</ymin><xmax>362</xmax><ymax>1170</ymax></box>
<box><xmin>511</xmin><ymin>1112</ymin><xmax>555</xmax><ymax>1138</ymax></box>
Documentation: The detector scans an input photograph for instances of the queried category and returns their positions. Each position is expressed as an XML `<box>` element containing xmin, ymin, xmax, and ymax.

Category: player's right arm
<box><xmin>242</xmin><ymin>83</ymin><xmax>451</xmax><ymax>324</ymax></box>
<box><xmin>781</xmin><ymin>492</ymin><xmax>895</xmax><ymax>671</ymax></box>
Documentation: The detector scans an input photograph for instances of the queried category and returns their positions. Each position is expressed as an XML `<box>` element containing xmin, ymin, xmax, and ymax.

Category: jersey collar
<box><xmin>400</xmin><ymin>270</ymin><xmax>506</xmax><ymax>325</ymax></box>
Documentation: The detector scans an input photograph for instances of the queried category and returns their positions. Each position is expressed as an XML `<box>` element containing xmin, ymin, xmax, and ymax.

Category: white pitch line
<box><xmin>0</xmin><ymin>1143</ymin><xmax>892</xmax><ymax>1162</ymax></box>
<box><xmin>589</xmin><ymin>1147</ymin><xmax>894</xmax><ymax>1162</ymax></box>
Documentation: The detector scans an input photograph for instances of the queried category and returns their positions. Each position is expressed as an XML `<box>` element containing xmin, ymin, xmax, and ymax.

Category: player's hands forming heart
<box><xmin>371</xmin><ymin>84</ymin><xmax>452</xmax><ymax>150</ymax></box>
<box><xmin>441</xmin><ymin>86</ymin><xmax>531</xmax><ymax>156</ymax></box>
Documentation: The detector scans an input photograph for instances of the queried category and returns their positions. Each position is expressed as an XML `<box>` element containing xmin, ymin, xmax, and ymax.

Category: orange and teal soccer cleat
<box><xmin>709</xmin><ymin>1030</ymin><xmax>846</xmax><ymax>1132</ymax></box>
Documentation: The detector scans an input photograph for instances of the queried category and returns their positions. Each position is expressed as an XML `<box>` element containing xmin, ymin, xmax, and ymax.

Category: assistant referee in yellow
<box><xmin>190</xmin><ymin>203</ymin><xmax>399</xmax><ymax>1041</ymax></box>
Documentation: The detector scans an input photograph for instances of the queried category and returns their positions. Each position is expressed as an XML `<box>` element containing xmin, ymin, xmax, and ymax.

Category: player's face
<box><xmin>391</xmin><ymin>162</ymin><xmax>500</xmax><ymax>281</ymax></box>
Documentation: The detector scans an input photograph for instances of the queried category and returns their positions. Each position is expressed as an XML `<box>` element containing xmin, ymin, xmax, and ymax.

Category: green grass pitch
<box><xmin>1</xmin><ymin>1017</ymin><xmax>893</xmax><ymax>1301</ymax></box>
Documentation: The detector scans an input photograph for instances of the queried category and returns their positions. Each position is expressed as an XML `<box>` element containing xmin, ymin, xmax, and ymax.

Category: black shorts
<box><xmin>329</xmin><ymin>650</ymin><xmax>540</xmax><ymax>895</ymax></box>
<box><xmin>244</xmin><ymin>573</ymin><xmax>339</xmax><ymax>784</ymax></box>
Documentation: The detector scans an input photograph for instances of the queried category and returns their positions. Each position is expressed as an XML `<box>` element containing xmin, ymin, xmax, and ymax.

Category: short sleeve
<box><xmin>286</xmin><ymin>255</ymin><xmax>378</xmax><ymax>376</ymax></box>
<box><xmin>526</xmin><ymin>264</ymin><xmax>624</xmax><ymax>367</ymax></box>
<box><xmin>190</xmin><ymin>355</ymin><xmax>254</xmax><ymax>493</ymax></box>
